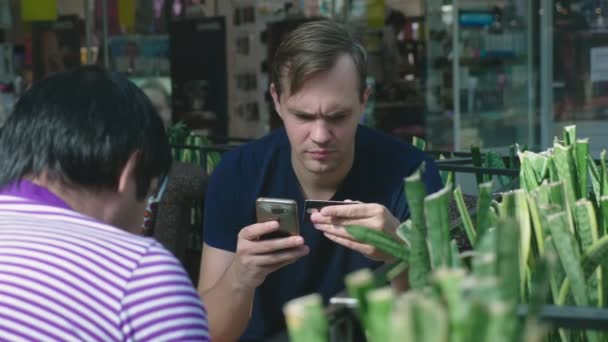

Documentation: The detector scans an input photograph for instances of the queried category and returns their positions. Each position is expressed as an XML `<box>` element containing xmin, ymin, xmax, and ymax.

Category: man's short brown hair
<box><xmin>270</xmin><ymin>19</ymin><xmax>367</xmax><ymax>101</ymax></box>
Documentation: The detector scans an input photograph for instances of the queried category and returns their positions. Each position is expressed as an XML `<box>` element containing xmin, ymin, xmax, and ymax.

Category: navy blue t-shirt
<box><xmin>203</xmin><ymin>125</ymin><xmax>442</xmax><ymax>341</ymax></box>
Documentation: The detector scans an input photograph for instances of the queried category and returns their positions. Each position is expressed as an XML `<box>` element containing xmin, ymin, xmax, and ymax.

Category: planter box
<box><xmin>326</xmin><ymin>295</ymin><xmax>608</xmax><ymax>342</ymax></box>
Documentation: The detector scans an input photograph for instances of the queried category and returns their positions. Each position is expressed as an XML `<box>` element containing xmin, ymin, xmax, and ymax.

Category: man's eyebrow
<box><xmin>287</xmin><ymin>108</ymin><xmax>317</xmax><ymax>117</ymax></box>
<box><xmin>287</xmin><ymin>107</ymin><xmax>350</xmax><ymax>117</ymax></box>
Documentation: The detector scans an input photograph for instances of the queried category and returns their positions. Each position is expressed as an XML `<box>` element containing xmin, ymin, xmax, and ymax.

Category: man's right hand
<box><xmin>229</xmin><ymin>221</ymin><xmax>309</xmax><ymax>289</ymax></box>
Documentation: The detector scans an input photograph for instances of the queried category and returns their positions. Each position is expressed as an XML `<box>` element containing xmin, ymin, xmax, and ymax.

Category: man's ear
<box><xmin>356</xmin><ymin>86</ymin><xmax>372</xmax><ymax>121</ymax></box>
<box><xmin>117</xmin><ymin>151</ymin><xmax>139</xmax><ymax>195</ymax></box>
<box><xmin>269</xmin><ymin>82</ymin><xmax>283</xmax><ymax>118</ymax></box>
<box><xmin>361</xmin><ymin>86</ymin><xmax>372</xmax><ymax>108</ymax></box>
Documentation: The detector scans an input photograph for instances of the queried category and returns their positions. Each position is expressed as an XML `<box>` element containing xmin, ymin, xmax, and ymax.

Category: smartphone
<box><xmin>256</xmin><ymin>197</ymin><xmax>299</xmax><ymax>239</ymax></box>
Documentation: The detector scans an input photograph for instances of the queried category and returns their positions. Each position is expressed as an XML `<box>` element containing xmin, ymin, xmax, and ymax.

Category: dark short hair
<box><xmin>270</xmin><ymin>19</ymin><xmax>367</xmax><ymax>101</ymax></box>
<box><xmin>0</xmin><ymin>65</ymin><xmax>171</xmax><ymax>200</ymax></box>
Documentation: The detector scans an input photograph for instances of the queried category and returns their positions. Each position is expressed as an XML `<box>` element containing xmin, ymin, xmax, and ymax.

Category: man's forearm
<box><xmin>200</xmin><ymin>265</ymin><xmax>256</xmax><ymax>341</ymax></box>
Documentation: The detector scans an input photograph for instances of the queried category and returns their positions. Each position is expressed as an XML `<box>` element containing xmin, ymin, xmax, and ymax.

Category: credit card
<box><xmin>303</xmin><ymin>200</ymin><xmax>355</xmax><ymax>220</ymax></box>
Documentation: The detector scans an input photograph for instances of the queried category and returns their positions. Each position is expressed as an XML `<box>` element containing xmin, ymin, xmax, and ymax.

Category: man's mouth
<box><xmin>307</xmin><ymin>149</ymin><xmax>334</xmax><ymax>160</ymax></box>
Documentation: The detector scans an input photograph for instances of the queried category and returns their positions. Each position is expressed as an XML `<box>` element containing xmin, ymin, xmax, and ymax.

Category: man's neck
<box><xmin>31</xmin><ymin>177</ymin><xmax>120</xmax><ymax>228</ymax></box>
<box><xmin>291</xmin><ymin>151</ymin><xmax>354</xmax><ymax>201</ymax></box>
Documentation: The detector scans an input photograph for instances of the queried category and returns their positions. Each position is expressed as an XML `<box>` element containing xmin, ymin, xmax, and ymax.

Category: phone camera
<box><xmin>271</xmin><ymin>208</ymin><xmax>288</xmax><ymax>214</ymax></box>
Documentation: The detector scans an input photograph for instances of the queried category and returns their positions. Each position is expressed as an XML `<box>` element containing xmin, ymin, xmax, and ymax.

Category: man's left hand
<box><xmin>309</xmin><ymin>201</ymin><xmax>401</xmax><ymax>262</ymax></box>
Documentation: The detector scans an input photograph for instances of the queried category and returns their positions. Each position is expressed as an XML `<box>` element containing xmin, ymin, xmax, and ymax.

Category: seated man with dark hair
<box><xmin>0</xmin><ymin>66</ymin><xmax>210</xmax><ymax>341</ymax></box>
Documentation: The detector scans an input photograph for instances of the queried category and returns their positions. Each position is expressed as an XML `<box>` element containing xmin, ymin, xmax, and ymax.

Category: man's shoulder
<box><xmin>0</xmin><ymin>199</ymin><xmax>160</xmax><ymax>255</ymax></box>
<box><xmin>0</xmin><ymin>199</ymin><xmax>181</xmax><ymax>288</ymax></box>
<box><xmin>219</xmin><ymin>129</ymin><xmax>288</xmax><ymax>167</ymax></box>
<box><xmin>356</xmin><ymin>125</ymin><xmax>432</xmax><ymax>167</ymax></box>
<box><xmin>210</xmin><ymin>129</ymin><xmax>288</xmax><ymax>187</ymax></box>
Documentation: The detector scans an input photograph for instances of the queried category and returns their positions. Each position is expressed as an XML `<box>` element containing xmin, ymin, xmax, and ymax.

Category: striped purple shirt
<box><xmin>0</xmin><ymin>182</ymin><xmax>210</xmax><ymax>341</ymax></box>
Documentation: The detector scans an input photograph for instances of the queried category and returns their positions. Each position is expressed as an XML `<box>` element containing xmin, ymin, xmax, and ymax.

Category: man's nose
<box><xmin>310</xmin><ymin>120</ymin><xmax>331</xmax><ymax>145</ymax></box>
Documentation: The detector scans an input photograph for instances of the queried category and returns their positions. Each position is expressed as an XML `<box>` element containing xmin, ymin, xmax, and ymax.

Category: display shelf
<box><xmin>424</xmin><ymin>0</ymin><xmax>535</xmax><ymax>151</ymax></box>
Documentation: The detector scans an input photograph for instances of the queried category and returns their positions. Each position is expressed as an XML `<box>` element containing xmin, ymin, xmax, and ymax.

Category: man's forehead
<box><xmin>278</xmin><ymin>56</ymin><xmax>360</xmax><ymax>96</ymax></box>
<box><xmin>284</xmin><ymin>95</ymin><xmax>357</xmax><ymax>116</ymax></box>
<box><xmin>283</xmin><ymin>76</ymin><xmax>355</xmax><ymax>98</ymax></box>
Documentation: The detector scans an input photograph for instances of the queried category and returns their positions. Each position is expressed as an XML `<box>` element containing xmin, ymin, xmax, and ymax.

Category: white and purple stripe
<box><xmin>0</xmin><ymin>190</ymin><xmax>209</xmax><ymax>341</ymax></box>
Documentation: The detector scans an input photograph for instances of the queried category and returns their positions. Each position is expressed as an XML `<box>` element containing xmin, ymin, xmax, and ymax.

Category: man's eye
<box><xmin>328</xmin><ymin>115</ymin><xmax>346</xmax><ymax>122</ymax></box>
<box><xmin>295</xmin><ymin>114</ymin><xmax>314</xmax><ymax>121</ymax></box>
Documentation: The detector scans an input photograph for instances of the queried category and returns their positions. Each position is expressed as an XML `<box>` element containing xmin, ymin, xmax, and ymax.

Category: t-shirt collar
<box><xmin>0</xmin><ymin>180</ymin><xmax>72</xmax><ymax>210</ymax></box>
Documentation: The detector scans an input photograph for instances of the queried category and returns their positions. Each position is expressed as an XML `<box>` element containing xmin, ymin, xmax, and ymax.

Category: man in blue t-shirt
<box><xmin>198</xmin><ymin>20</ymin><xmax>442</xmax><ymax>341</ymax></box>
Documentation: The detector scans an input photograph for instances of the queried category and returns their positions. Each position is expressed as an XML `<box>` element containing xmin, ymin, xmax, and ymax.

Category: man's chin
<box><xmin>304</xmin><ymin>161</ymin><xmax>338</xmax><ymax>174</ymax></box>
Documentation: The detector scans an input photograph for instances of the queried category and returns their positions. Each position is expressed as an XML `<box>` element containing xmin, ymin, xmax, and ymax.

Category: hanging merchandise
<box><xmin>349</xmin><ymin>0</ymin><xmax>366</xmax><ymax>21</ymax></box>
<box><xmin>21</xmin><ymin>0</ymin><xmax>58</xmax><ymax>22</ymax></box>
<box><xmin>94</xmin><ymin>0</ymin><xmax>120</xmax><ymax>36</ymax></box>
<box><xmin>118</xmin><ymin>0</ymin><xmax>136</xmax><ymax>32</ymax></box>
<box><xmin>0</xmin><ymin>44</ymin><xmax>13</xmax><ymax>81</ymax></box>
<box><xmin>57</xmin><ymin>0</ymin><xmax>84</xmax><ymax>18</ymax></box>
<box><xmin>367</xmin><ymin>0</ymin><xmax>385</xmax><ymax>28</ymax></box>
<box><xmin>0</xmin><ymin>42</ymin><xmax>14</xmax><ymax>126</ymax></box>
<box><xmin>0</xmin><ymin>44</ymin><xmax>14</xmax><ymax>83</ymax></box>
<box><xmin>31</xmin><ymin>15</ymin><xmax>82</xmax><ymax>80</ymax></box>
<box><xmin>0</xmin><ymin>0</ymin><xmax>12</xmax><ymax>28</ymax></box>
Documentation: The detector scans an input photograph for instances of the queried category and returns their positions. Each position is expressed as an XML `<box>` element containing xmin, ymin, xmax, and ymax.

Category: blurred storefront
<box><xmin>548</xmin><ymin>0</ymin><xmax>608</xmax><ymax>156</ymax></box>
<box><xmin>424</xmin><ymin>0</ymin><xmax>535</xmax><ymax>151</ymax></box>
<box><xmin>0</xmin><ymin>0</ymin><xmax>607</xmax><ymax>153</ymax></box>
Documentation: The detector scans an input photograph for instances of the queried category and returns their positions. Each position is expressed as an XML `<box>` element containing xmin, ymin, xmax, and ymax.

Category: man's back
<box><xmin>0</xmin><ymin>194</ymin><xmax>209</xmax><ymax>341</ymax></box>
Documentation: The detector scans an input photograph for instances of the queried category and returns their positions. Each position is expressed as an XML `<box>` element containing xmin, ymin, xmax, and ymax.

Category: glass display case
<box><xmin>425</xmin><ymin>0</ymin><xmax>536</xmax><ymax>151</ymax></box>
<box><xmin>424</xmin><ymin>0</ymin><xmax>454</xmax><ymax>150</ymax></box>
<box><xmin>342</xmin><ymin>1</ymin><xmax>428</xmax><ymax>141</ymax></box>
<box><xmin>544</xmin><ymin>0</ymin><xmax>608</xmax><ymax>155</ymax></box>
